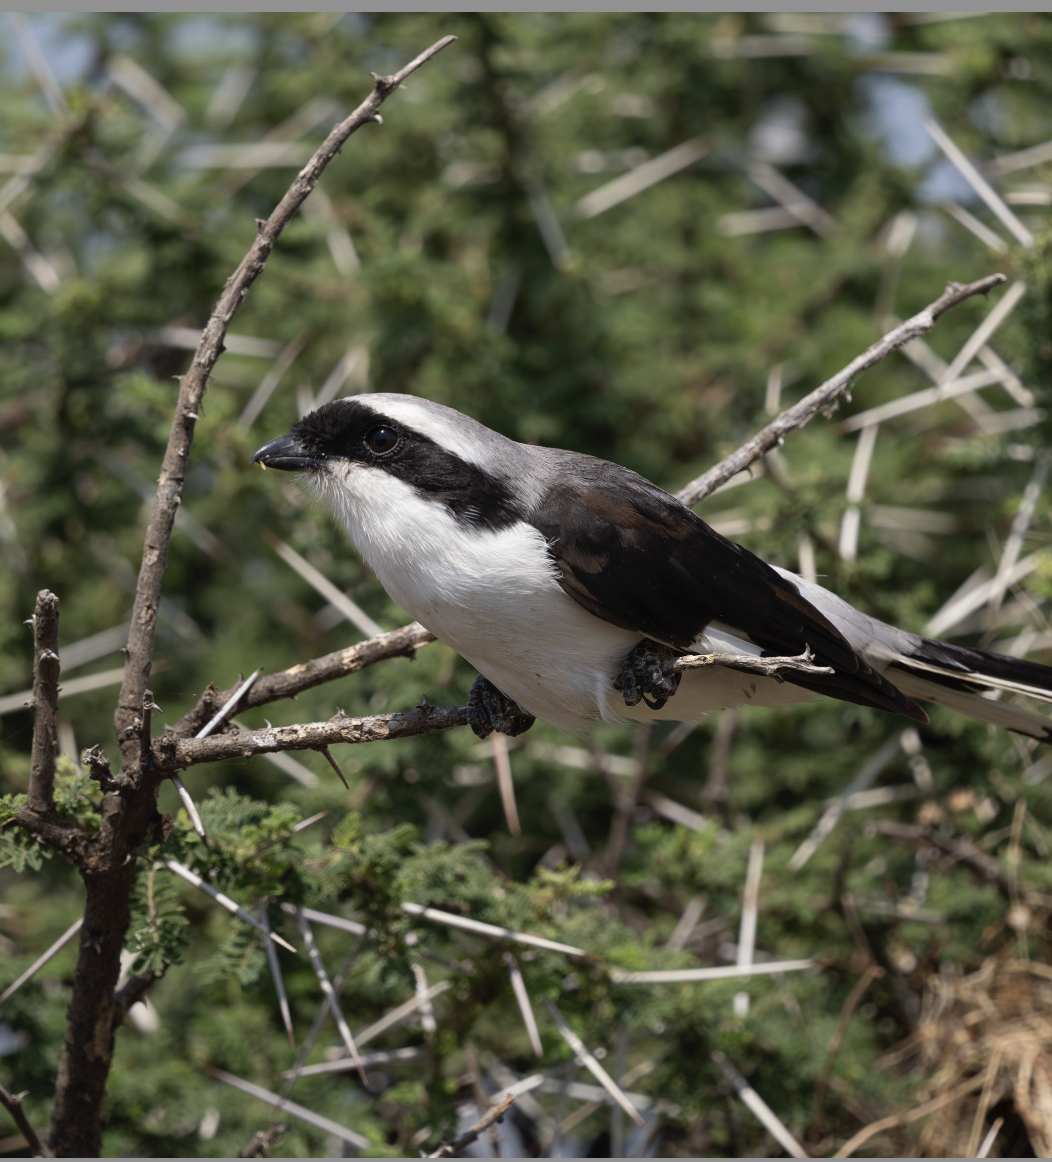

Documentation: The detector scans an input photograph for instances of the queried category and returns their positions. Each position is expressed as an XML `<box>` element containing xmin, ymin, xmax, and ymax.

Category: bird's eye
<box><xmin>365</xmin><ymin>426</ymin><xmax>399</xmax><ymax>456</ymax></box>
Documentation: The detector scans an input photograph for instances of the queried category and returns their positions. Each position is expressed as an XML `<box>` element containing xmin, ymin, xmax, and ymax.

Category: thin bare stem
<box><xmin>428</xmin><ymin>1093</ymin><xmax>517</xmax><ymax>1158</ymax></box>
<box><xmin>114</xmin><ymin>33</ymin><xmax>457</xmax><ymax>759</ymax></box>
<box><xmin>161</xmin><ymin>703</ymin><xmax>470</xmax><ymax>771</ymax></box>
<box><xmin>171</xmin><ymin>622</ymin><xmax>434</xmax><ymax>738</ymax></box>
<box><xmin>676</xmin><ymin>274</ymin><xmax>1007</xmax><ymax>507</ymax></box>
<box><xmin>27</xmin><ymin>590</ymin><xmax>60</xmax><ymax>816</ymax></box>
<box><xmin>0</xmin><ymin>1082</ymin><xmax>51</xmax><ymax>1158</ymax></box>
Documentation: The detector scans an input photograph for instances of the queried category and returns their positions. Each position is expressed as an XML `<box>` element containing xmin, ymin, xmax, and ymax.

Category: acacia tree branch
<box><xmin>675</xmin><ymin>273</ymin><xmax>1007</xmax><ymax>507</ymax></box>
<box><xmin>0</xmin><ymin>1082</ymin><xmax>51</xmax><ymax>1158</ymax></box>
<box><xmin>114</xmin><ymin>33</ymin><xmax>457</xmax><ymax>768</ymax></box>
<box><xmin>36</xmin><ymin>37</ymin><xmax>458</xmax><ymax>1160</ymax></box>
<box><xmin>428</xmin><ymin>1093</ymin><xmax>517</xmax><ymax>1158</ymax></box>
<box><xmin>673</xmin><ymin>649</ymin><xmax>833</xmax><ymax>681</ymax></box>
<box><xmin>170</xmin><ymin>622</ymin><xmax>436</xmax><ymax>738</ymax></box>
<box><xmin>159</xmin><ymin>703</ymin><xmax>470</xmax><ymax>771</ymax></box>
<box><xmin>26</xmin><ymin>590</ymin><xmax>60</xmax><ymax>816</ymax></box>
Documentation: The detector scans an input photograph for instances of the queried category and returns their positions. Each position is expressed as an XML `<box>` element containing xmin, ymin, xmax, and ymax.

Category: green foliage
<box><xmin>3</xmin><ymin>11</ymin><xmax>1052</xmax><ymax>1157</ymax></box>
<box><xmin>127</xmin><ymin>864</ymin><xmax>190</xmax><ymax>976</ymax></box>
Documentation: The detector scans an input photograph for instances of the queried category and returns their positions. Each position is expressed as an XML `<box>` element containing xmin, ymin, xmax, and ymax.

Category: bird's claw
<box><xmin>467</xmin><ymin>674</ymin><xmax>536</xmax><ymax>739</ymax></box>
<box><xmin>613</xmin><ymin>638</ymin><xmax>682</xmax><ymax>710</ymax></box>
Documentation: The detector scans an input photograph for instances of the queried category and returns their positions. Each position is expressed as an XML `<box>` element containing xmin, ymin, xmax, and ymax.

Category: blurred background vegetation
<box><xmin>3</xmin><ymin>10</ymin><xmax>1052</xmax><ymax>1158</ymax></box>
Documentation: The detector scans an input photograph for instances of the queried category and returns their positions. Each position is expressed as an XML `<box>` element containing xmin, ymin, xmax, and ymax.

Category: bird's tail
<box><xmin>888</xmin><ymin>638</ymin><xmax>1052</xmax><ymax>742</ymax></box>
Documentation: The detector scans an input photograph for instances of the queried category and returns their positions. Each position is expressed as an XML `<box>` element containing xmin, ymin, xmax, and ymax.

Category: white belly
<box><xmin>317</xmin><ymin>464</ymin><xmax>815</xmax><ymax>736</ymax></box>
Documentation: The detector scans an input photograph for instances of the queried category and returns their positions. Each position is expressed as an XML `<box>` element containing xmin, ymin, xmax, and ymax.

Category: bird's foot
<box><xmin>467</xmin><ymin>674</ymin><xmax>536</xmax><ymax>739</ymax></box>
<box><xmin>613</xmin><ymin>638</ymin><xmax>682</xmax><ymax>710</ymax></box>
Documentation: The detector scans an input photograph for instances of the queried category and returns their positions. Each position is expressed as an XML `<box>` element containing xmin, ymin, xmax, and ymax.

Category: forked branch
<box><xmin>172</xmin><ymin>622</ymin><xmax>435</xmax><ymax>737</ymax></box>
<box><xmin>114</xmin><ymin>34</ymin><xmax>457</xmax><ymax>767</ymax></box>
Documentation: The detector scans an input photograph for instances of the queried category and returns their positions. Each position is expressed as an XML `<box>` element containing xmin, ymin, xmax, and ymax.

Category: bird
<box><xmin>252</xmin><ymin>393</ymin><xmax>1052</xmax><ymax>743</ymax></box>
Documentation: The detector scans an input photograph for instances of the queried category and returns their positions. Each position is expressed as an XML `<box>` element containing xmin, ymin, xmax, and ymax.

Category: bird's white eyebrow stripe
<box><xmin>351</xmin><ymin>396</ymin><xmax>494</xmax><ymax>470</ymax></box>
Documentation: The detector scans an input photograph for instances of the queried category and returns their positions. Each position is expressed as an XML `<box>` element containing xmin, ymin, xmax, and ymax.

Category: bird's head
<box><xmin>251</xmin><ymin>394</ymin><xmax>529</xmax><ymax>530</ymax></box>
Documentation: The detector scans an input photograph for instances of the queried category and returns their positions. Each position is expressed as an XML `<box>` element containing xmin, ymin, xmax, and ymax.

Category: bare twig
<box><xmin>162</xmin><ymin>703</ymin><xmax>470</xmax><ymax>770</ymax></box>
<box><xmin>0</xmin><ymin>918</ymin><xmax>83</xmax><ymax>1008</ymax></box>
<box><xmin>833</xmin><ymin>1072</ymin><xmax>985</xmax><ymax>1157</ymax></box>
<box><xmin>675</xmin><ymin>275</ymin><xmax>1007</xmax><ymax>506</ymax></box>
<box><xmin>0</xmin><ymin>1083</ymin><xmax>51</xmax><ymax>1158</ymax></box>
<box><xmin>674</xmin><ymin>649</ymin><xmax>834</xmax><ymax>681</ymax></box>
<box><xmin>114</xmin><ymin>33</ymin><xmax>457</xmax><ymax>758</ymax></box>
<box><xmin>26</xmin><ymin>590</ymin><xmax>60</xmax><ymax>816</ymax></box>
<box><xmin>171</xmin><ymin>622</ymin><xmax>434</xmax><ymax>737</ymax></box>
<box><xmin>428</xmin><ymin>1093</ymin><xmax>517</xmax><ymax>1158</ymax></box>
<box><xmin>238</xmin><ymin>1122</ymin><xmax>287</xmax><ymax>1158</ymax></box>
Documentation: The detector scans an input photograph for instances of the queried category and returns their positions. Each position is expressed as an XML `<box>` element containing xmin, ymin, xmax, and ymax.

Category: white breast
<box><xmin>316</xmin><ymin>463</ymin><xmax>817</xmax><ymax>735</ymax></box>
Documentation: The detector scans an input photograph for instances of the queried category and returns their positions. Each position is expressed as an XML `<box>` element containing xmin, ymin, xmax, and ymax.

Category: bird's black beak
<box><xmin>251</xmin><ymin>433</ymin><xmax>320</xmax><ymax>472</ymax></box>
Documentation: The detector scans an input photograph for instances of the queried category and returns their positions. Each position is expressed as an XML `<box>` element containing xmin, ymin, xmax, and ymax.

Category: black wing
<box><xmin>529</xmin><ymin>461</ymin><xmax>925</xmax><ymax>722</ymax></box>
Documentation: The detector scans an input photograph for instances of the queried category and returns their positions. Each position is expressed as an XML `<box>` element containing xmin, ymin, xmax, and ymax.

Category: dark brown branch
<box><xmin>113</xmin><ymin>33</ymin><xmax>457</xmax><ymax>767</ymax></box>
<box><xmin>238</xmin><ymin>1124</ymin><xmax>287</xmax><ymax>1158</ymax></box>
<box><xmin>428</xmin><ymin>1093</ymin><xmax>516</xmax><ymax>1158</ymax></box>
<box><xmin>0</xmin><ymin>1082</ymin><xmax>51</xmax><ymax>1158</ymax></box>
<box><xmin>27</xmin><ymin>590</ymin><xmax>60</xmax><ymax>816</ymax></box>
<box><xmin>170</xmin><ymin>622</ymin><xmax>435</xmax><ymax>738</ymax></box>
<box><xmin>111</xmin><ymin>966</ymin><xmax>165</xmax><ymax>1031</ymax></box>
<box><xmin>13</xmin><ymin>808</ymin><xmax>93</xmax><ymax>868</ymax></box>
<box><xmin>866</xmin><ymin>819</ymin><xmax>1052</xmax><ymax>908</ymax></box>
<box><xmin>160</xmin><ymin>703</ymin><xmax>470</xmax><ymax>771</ymax></box>
<box><xmin>675</xmin><ymin>273</ymin><xmax>1007</xmax><ymax>507</ymax></box>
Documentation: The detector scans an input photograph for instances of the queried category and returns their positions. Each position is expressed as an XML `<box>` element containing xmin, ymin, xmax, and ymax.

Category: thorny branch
<box><xmin>172</xmin><ymin>622</ymin><xmax>435</xmax><ymax>737</ymax></box>
<box><xmin>675</xmin><ymin>274</ymin><xmax>1007</xmax><ymax>507</ymax></box>
<box><xmin>7</xmin><ymin>36</ymin><xmax>458</xmax><ymax>1160</ymax></box>
<box><xmin>0</xmin><ymin>1082</ymin><xmax>51</xmax><ymax>1158</ymax></box>
<box><xmin>113</xmin><ymin>33</ymin><xmax>457</xmax><ymax>766</ymax></box>
<box><xmin>163</xmin><ymin>703</ymin><xmax>470</xmax><ymax>770</ymax></box>
<box><xmin>428</xmin><ymin>1093</ymin><xmax>517</xmax><ymax>1158</ymax></box>
<box><xmin>26</xmin><ymin>590</ymin><xmax>60</xmax><ymax>816</ymax></box>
